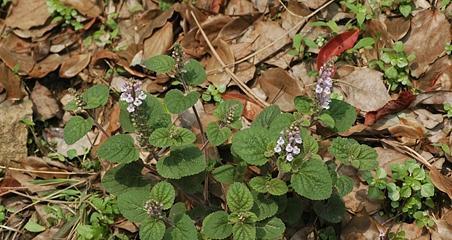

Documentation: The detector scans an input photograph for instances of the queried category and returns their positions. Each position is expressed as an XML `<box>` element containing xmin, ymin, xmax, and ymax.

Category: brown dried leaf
<box><xmin>31</xmin><ymin>82</ymin><xmax>60</xmax><ymax>121</ymax></box>
<box><xmin>412</xmin><ymin>91</ymin><xmax>452</xmax><ymax>106</ymax></box>
<box><xmin>0</xmin><ymin>62</ymin><xmax>26</xmax><ymax>100</ymax></box>
<box><xmin>225</xmin><ymin>0</ymin><xmax>255</xmax><ymax>15</ymax></box>
<box><xmin>143</xmin><ymin>22</ymin><xmax>173</xmax><ymax>60</ymax></box>
<box><xmin>384</xmin><ymin>17</ymin><xmax>410</xmax><ymax>41</ymax></box>
<box><xmin>249</xmin><ymin>21</ymin><xmax>291</xmax><ymax>65</ymax></box>
<box><xmin>299</xmin><ymin>0</ymin><xmax>329</xmax><ymax>9</ymax></box>
<box><xmin>29</xmin><ymin>54</ymin><xmax>63</xmax><ymax>78</ymax></box>
<box><xmin>4</xmin><ymin>0</ymin><xmax>50</xmax><ymax>30</ymax></box>
<box><xmin>0</xmin><ymin>34</ymin><xmax>35</xmax><ymax>74</ymax></box>
<box><xmin>338</xmin><ymin>67</ymin><xmax>390</xmax><ymax>112</ymax></box>
<box><xmin>205</xmin><ymin>39</ymin><xmax>234</xmax><ymax>87</ymax></box>
<box><xmin>233</xmin><ymin>62</ymin><xmax>255</xmax><ymax>85</ymax></box>
<box><xmin>388</xmin><ymin>117</ymin><xmax>426</xmax><ymax>145</ymax></box>
<box><xmin>218</xmin><ymin>16</ymin><xmax>257</xmax><ymax>41</ymax></box>
<box><xmin>405</xmin><ymin>10</ymin><xmax>451</xmax><ymax>77</ymax></box>
<box><xmin>417</xmin><ymin>56</ymin><xmax>451</xmax><ymax>91</ymax></box>
<box><xmin>429</xmin><ymin>167</ymin><xmax>452</xmax><ymax>199</ymax></box>
<box><xmin>257</xmin><ymin>68</ymin><xmax>304</xmax><ymax>111</ymax></box>
<box><xmin>59</xmin><ymin>53</ymin><xmax>91</xmax><ymax>78</ymax></box>
<box><xmin>341</xmin><ymin>212</ymin><xmax>381</xmax><ymax>240</ymax></box>
<box><xmin>364</xmin><ymin>91</ymin><xmax>416</xmax><ymax>126</ymax></box>
<box><xmin>61</xmin><ymin>0</ymin><xmax>101</xmax><ymax>18</ymax></box>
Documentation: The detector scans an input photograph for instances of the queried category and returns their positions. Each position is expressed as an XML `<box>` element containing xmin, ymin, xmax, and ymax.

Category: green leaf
<box><xmin>313</xmin><ymin>194</ymin><xmax>345</xmax><ymax>223</ymax></box>
<box><xmin>183</xmin><ymin>59</ymin><xmax>207</xmax><ymax>86</ymax></box>
<box><xmin>317</xmin><ymin>113</ymin><xmax>335</xmax><ymax>129</ymax></box>
<box><xmin>294</xmin><ymin>96</ymin><xmax>315</xmax><ymax>114</ymax></box>
<box><xmin>291</xmin><ymin>159</ymin><xmax>332</xmax><ymax>200</ymax></box>
<box><xmin>267</xmin><ymin>179</ymin><xmax>288</xmax><ymax>196</ymax></box>
<box><xmin>117</xmin><ymin>189</ymin><xmax>149</xmax><ymax>223</ymax></box>
<box><xmin>252</xmin><ymin>194</ymin><xmax>278</xmax><ymax>221</ymax></box>
<box><xmin>82</xmin><ymin>84</ymin><xmax>110</xmax><ymax>109</ymax></box>
<box><xmin>143</xmin><ymin>55</ymin><xmax>175</xmax><ymax>74</ymax></box>
<box><xmin>150</xmin><ymin>181</ymin><xmax>175</xmax><ymax>210</ymax></box>
<box><xmin>399</xmin><ymin>4</ymin><xmax>412</xmax><ymax>18</ymax></box>
<box><xmin>256</xmin><ymin>217</ymin><xmax>285</xmax><ymax>240</ymax></box>
<box><xmin>212</xmin><ymin>164</ymin><xmax>236</xmax><ymax>184</ymax></box>
<box><xmin>323</xmin><ymin>99</ymin><xmax>356</xmax><ymax>132</ymax></box>
<box><xmin>335</xmin><ymin>175</ymin><xmax>354</xmax><ymax>197</ymax></box>
<box><xmin>202</xmin><ymin>211</ymin><xmax>232</xmax><ymax>239</ymax></box>
<box><xmin>249</xmin><ymin>177</ymin><xmax>288</xmax><ymax>196</ymax></box>
<box><xmin>24</xmin><ymin>220</ymin><xmax>45</xmax><ymax>233</ymax></box>
<box><xmin>164</xmin><ymin>214</ymin><xmax>197</xmax><ymax>240</ymax></box>
<box><xmin>140</xmin><ymin>219</ymin><xmax>166</xmax><ymax>240</ymax></box>
<box><xmin>329</xmin><ymin>137</ymin><xmax>378</xmax><ymax>171</ymax></box>
<box><xmin>97</xmin><ymin>134</ymin><xmax>139</xmax><ymax>164</ymax></box>
<box><xmin>156</xmin><ymin>144</ymin><xmax>206</xmax><ymax>179</ymax></box>
<box><xmin>164</xmin><ymin>89</ymin><xmax>199</xmax><ymax>114</ymax></box>
<box><xmin>149</xmin><ymin>127</ymin><xmax>196</xmax><ymax>148</ymax></box>
<box><xmin>207</xmin><ymin>122</ymin><xmax>231</xmax><ymax>146</ymax></box>
<box><xmin>64</xmin><ymin>100</ymin><xmax>78</xmax><ymax>111</ymax></box>
<box><xmin>300</xmin><ymin>128</ymin><xmax>318</xmax><ymax>156</ymax></box>
<box><xmin>232</xmin><ymin>127</ymin><xmax>271</xmax><ymax>166</ymax></box>
<box><xmin>352</xmin><ymin>37</ymin><xmax>375</xmax><ymax>50</ymax></box>
<box><xmin>232</xmin><ymin>223</ymin><xmax>256</xmax><ymax>240</ymax></box>
<box><xmin>101</xmin><ymin>162</ymin><xmax>151</xmax><ymax>195</ymax></box>
<box><xmin>420</xmin><ymin>183</ymin><xmax>434</xmax><ymax>198</ymax></box>
<box><xmin>63</xmin><ymin>116</ymin><xmax>93</xmax><ymax>144</ymax></box>
<box><xmin>227</xmin><ymin>182</ymin><xmax>254</xmax><ymax>212</ymax></box>
<box><xmin>169</xmin><ymin>202</ymin><xmax>187</xmax><ymax>221</ymax></box>
<box><xmin>252</xmin><ymin>105</ymin><xmax>280</xmax><ymax>129</ymax></box>
<box><xmin>214</xmin><ymin>100</ymin><xmax>243</xmax><ymax>128</ymax></box>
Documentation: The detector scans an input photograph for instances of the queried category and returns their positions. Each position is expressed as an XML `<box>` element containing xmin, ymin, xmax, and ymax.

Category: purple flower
<box><xmin>292</xmin><ymin>146</ymin><xmax>300</xmax><ymax>155</ymax></box>
<box><xmin>315</xmin><ymin>60</ymin><xmax>335</xmax><ymax>109</ymax></box>
<box><xmin>286</xmin><ymin>154</ymin><xmax>294</xmax><ymax>161</ymax></box>
<box><xmin>285</xmin><ymin>144</ymin><xmax>293</xmax><ymax>153</ymax></box>
<box><xmin>277</xmin><ymin>137</ymin><xmax>285</xmax><ymax>145</ymax></box>
<box><xmin>127</xmin><ymin>105</ymin><xmax>135</xmax><ymax>113</ymax></box>
<box><xmin>120</xmin><ymin>79</ymin><xmax>146</xmax><ymax>113</ymax></box>
<box><xmin>274</xmin><ymin>145</ymin><xmax>282</xmax><ymax>153</ymax></box>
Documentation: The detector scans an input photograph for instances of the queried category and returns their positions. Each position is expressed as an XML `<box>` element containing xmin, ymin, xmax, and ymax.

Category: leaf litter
<box><xmin>0</xmin><ymin>0</ymin><xmax>450</xmax><ymax>239</ymax></box>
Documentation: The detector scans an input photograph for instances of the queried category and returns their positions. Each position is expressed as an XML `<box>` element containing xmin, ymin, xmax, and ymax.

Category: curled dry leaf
<box><xmin>29</xmin><ymin>54</ymin><xmax>63</xmax><ymax>78</ymax></box>
<box><xmin>417</xmin><ymin>56</ymin><xmax>451</xmax><ymax>91</ymax></box>
<box><xmin>0</xmin><ymin>34</ymin><xmax>36</xmax><ymax>74</ymax></box>
<box><xmin>404</xmin><ymin>9</ymin><xmax>451</xmax><ymax>77</ymax></box>
<box><xmin>257</xmin><ymin>68</ymin><xmax>304</xmax><ymax>112</ymax></box>
<box><xmin>143</xmin><ymin>22</ymin><xmax>173</xmax><ymax>60</ymax></box>
<box><xmin>364</xmin><ymin>91</ymin><xmax>416</xmax><ymax>126</ymax></box>
<box><xmin>414</xmin><ymin>109</ymin><xmax>443</xmax><ymax>129</ymax></box>
<box><xmin>338</xmin><ymin>66</ymin><xmax>390</xmax><ymax>112</ymax></box>
<box><xmin>205</xmin><ymin>39</ymin><xmax>234</xmax><ymax>87</ymax></box>
<box><xmin>384</xmin><ymin>16</ymin><xmax>410</xmax><ymax>41</ymax></box>
<box><xmin>218</xmin><ymin>16</ymin><xmax>257</xmax><ymax>41</ymax></box>
<box><xmin>388</xmin><ymin>117</ymin><xmax>426</xmax><ymax>146</ymax></box>
<box><xmin>4</xmin><ymin>0</ymin><xmax>50</xmax><ymax>30</ymax></box>
<box><xmin>31</xmin><ymin>82</ymin><xmax>60</xmax><ymax>121</ymax></box>
<box><xmin>61</xmin><ymin>0</ymin><xmax>101</xmax><ymax>18</ymax></box>
<box><xmin>316</xmin><ymin>29</ymin><xmax>360</xmax><ymax>70</ymax></box>
<box><xmin>59</xmin><ymin>53</ymin><xmax>92</xmax><ymax>78</ymax></box>
<box><xmin>429</xmin><ymin>167</ymin><xmax>452</xmax><ymax>199</ymax></box>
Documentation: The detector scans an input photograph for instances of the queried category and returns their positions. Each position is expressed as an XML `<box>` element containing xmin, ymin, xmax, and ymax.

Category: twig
<box><xmin>277</xmin><ymin>0</ymin><xmax>305</xmax><ymax>18</ymax></box>
<box><xmin>190</xmin><ymin>11</ymin><xmax>269</xmax><ymax>108</ymax></box>
<box><xmin>0</xmin><ymin>165</ymin><xmax>96</xmax><ymax>175</ymax></box>
<box><xmin>85</xmin><ymin>110</ymin><xmax>110</xmax><ymax>138</ymax></box>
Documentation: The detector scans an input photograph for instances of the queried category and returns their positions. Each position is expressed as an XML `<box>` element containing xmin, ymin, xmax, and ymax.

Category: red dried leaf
<box><xmin>0</xmin><ymin>175</ymin><xmax>22</xmax><ymax>195</ymax></box>
<box><xmin>364</xmin><ymin>91</ymin><xmax>416</xmax><ymax>126</ymax></box>
<box><xmin>210</xmin><ymin>0</ymin><xmax>224</xmax><ymax>13</ymax></box>
<box><xmin>316</xmin><ymin>29</ymin><xmax>360</xmax><ymax>70</ymax></box>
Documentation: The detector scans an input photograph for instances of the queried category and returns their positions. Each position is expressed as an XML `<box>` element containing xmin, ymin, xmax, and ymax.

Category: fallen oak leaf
<box><xmin>364</xmin><ymin>91</ymin><xmax>416</xmax><ymax>126</ymax></box>
<box><xmin>316</xmin><ymin>29</ymin><xmax>360</xmax><ymax>70</ymax></box>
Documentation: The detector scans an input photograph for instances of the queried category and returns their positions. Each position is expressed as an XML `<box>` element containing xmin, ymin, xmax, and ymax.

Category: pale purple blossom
<box><xmin>315</xmin><ymin>60</ymin><xmax>335</xmax><ymax>109</ymax></box>
<box><xmin>120</xmin><ymin>80</ymin><xmax>146</xmax><ymax>113</ymax></box>
<box><xmin>286</xmin><ymin>154</ymin><xmax>294</xmax><ymax>162</ymax></box>
<box><xmin>274</xmin><ymin>145</ymin><xmax>282</xmax><ymax>153</ymax></box>
<box><xmin>273</xmin><ymin>126</ymin><xmax>303</xmax><ymax>162</ymax></box>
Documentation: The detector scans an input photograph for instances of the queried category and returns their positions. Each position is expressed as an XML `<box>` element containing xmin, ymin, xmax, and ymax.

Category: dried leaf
<box><xmin>0</xmin><ymin>62</ymin><xmax>26</xmax><ymax>100</ymax></box>
<box><xmin>384</xmin><ymin>17</ymin><xmax>410</xmax><ymax>41</ymax></box>
<box><xmin>61</xmin><ymin>0</ymin><xmax>101</xmax><ymax>18</ymax></box>
<box><xmin>364</xmin><ymin>91</ymin><xmax>416</xmax><ymax>126</ymax></box>
<box><xmin>29</xmin><ymin>54</ymin><xmax>63</xmax><ymax>78</ymax></box>
<box><xmin>31</xmin><ymin>82</ymin><xmax>60</xmax><ymax>121</ymax></box>
<box><xmin>225</xmin><ymin>0</ymin><xmax>255</xmax><ymax>15</ymax></box>
<box><xmin>249</xmin><ymin>21</ymin><xmax>291</xmax><ymax>65</ymax></box>
<box><xmin>143</xmin><ymin>22</ymin><xmax>173</xmax><ymax>60</ymax></box>
<box><xmin>417</xmin><ymin>56</ymin><xmax>451</xmax><ymax>91</ymax></box>
<box><xmin>59</xmin><ymin>53</ymin><xmax>91</xmax><ymax>78</ymax></box>
<box><xmin>205</xmin><ymin>39</ymin><xmax>234</xmax><ymax>87</ymax></box>
<box><xmin>405</xmin><ymin>10</ymin><xmax>450</xmax><ymax>77</ymax></box>
<box><xmin>429</xmin><ymin>167</ymin><xmax>452</xmax><ymax>199</ymax></box>
<box><xmin>257</xmin><ymin>68</ymin><xmax>304</xmax><ymax>111</ymax></box>
<box><xmin>316</xmin><ymin>29</ymin><xmax>360</xmax><ymax>70</ymax></box>
<box><xmin>4</xmin><ymin>0</ymin><xmax>50</xmax><ymax>30</ymax></box>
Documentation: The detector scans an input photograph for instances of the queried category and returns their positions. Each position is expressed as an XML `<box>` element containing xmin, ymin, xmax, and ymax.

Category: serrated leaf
<box><xmin>329</xmin><ymin>137</ymin><xmax>378</xmax><ymax>171</ymax></box>
<box><xmin>252</xmin><ymin>194</ymin><xmax>278</xmax><ymax>221</ymax></box>
<box><xmin>232</xmin><ymin>223</ymin><xmax>256</xmax><ymax>240</ymax></box>
<box><xmin>291</xmin><ymin>159</ymin><xmax>332</xmax><ymax>200</ymax></box>
<box><xmin>252</xmin><ymin>105</ymin><xmax>281</xmax><ymax>129</ymax></box>
<box><xmin>268</xmin><ymin>113</ymin><xmax>294</xmax><ymax>138</ymax></box>
<box><xmin>156</xmin><ymin>144</ymin><xmax>206</xmax><ymax>179</ymax></box>
<box><xmin>169</xmin><ymin>202</ymin><xmax>187</xmax><ymax>221</ymax></box>
<box><xmin>101</xmin><ymin>162</ymin><xmax>151</xmax><ymax>195</ymax></box>
<box><xmin>202</xmin><ymin>211</ymin><xmax>232</xmax><ymax>239</ymax></box>
<box><xmin>313</xmin><ymin>194</ymin><xmax>345</xmax><ymax>223</ymax></box>
<box><xmin>63</xmin><ymin>116</ymin><xmax>93</xmax><ymax>144</ymax></box>
<box><xmin>317</xmin><ymin>113</ymin><xmax>335</xmax><ymax>128</ymax></box>
<box><xmin>143</xmin><ymin>55</ymin><xmax>175</xmax><ymax>74</ymax></box>
<box><xmin>206</xmin><ymin>123</ymin><xmax>231</xmax><ymax>146</ymax></box>
<box><xmin>294</xmin><ymin>96</ymin><xmax>315</xmax><ymax>114</ymax></box>
<box><xmin>149</xmin><ymin>127</ymin><xmax>196</xmax><ymax>148</ymax></box>
<box><xmin>227</xmin><ymin>182</ymin><xmax>254</xmax><ymax>212</ymax></box>
<box><xmin>183</xmin><ymin>59</ymin><xmax>206</xmax><ymax>86</ymax></box>
<box><xmin>82</xmin><ymin>84</ymin><xmax>110</xmax><ymax>109</ymax></box>
<box><xmin>267</xmin><ymin>179</ymin><xmax>288</xmax><ymax>196</ymax></box>
<box><xmin>150</xmin><ymin>181</ymin><xmax>175</xmax><ymax>210</ymax></box>
<box><xmin>256</xmin><ymin>217</ymin><xmax>285</xmax><ymax>240</ymax></box>
<box><xmin>232</xmin><ymin>127</ymin><xmax>271</xmax><ymax>166</ymax></box>
<box><xmin>164</xmin><ymin>89</ymin><xmax>199</xmax><ymax>114</ymax></box>
<box><xmin>212</xmin><ymin>164</ymin><xmax>235</xmax><ymax>184</ymax></box>
<box><xmin>164</xmin><ymin>214</ymin><xmax>197</xmax><ymax>240</ymax></box>
<box><xmin>117</xmin><ymin>189</ymin><xmax>149</xmax><ymax>223</ymax></box>
<box><xmin>214</xmin><ymin>100</ymin><xmax>243</xmax><ymax>128</ymax></box>
<box><xmin>323</xmin><ymin>99</ymin><xmax>356</xmax><ymax>132</ymax></box>
<box><xmin>249</xmin><ymin>177</ymin><xmax>268</xmax><ymax>193</ymax></box>
<box><xmin>335</xmin><ymin>175</ymin><xmax>354</xmax><ymax>197</ymax></box>
<box><xmin>140</xmin><ymin>219</ymin><xmax>165</xmax><ymax>240</ymax></box>
<box><xmin>97</xmin><ymin>134</ymin><xmax>139</xmax><ymax>164</ymax></box>
<box><xmin>300</xmin><ymin>128</ymin><xmax>318</xmax><ymax>156</ymax></box>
